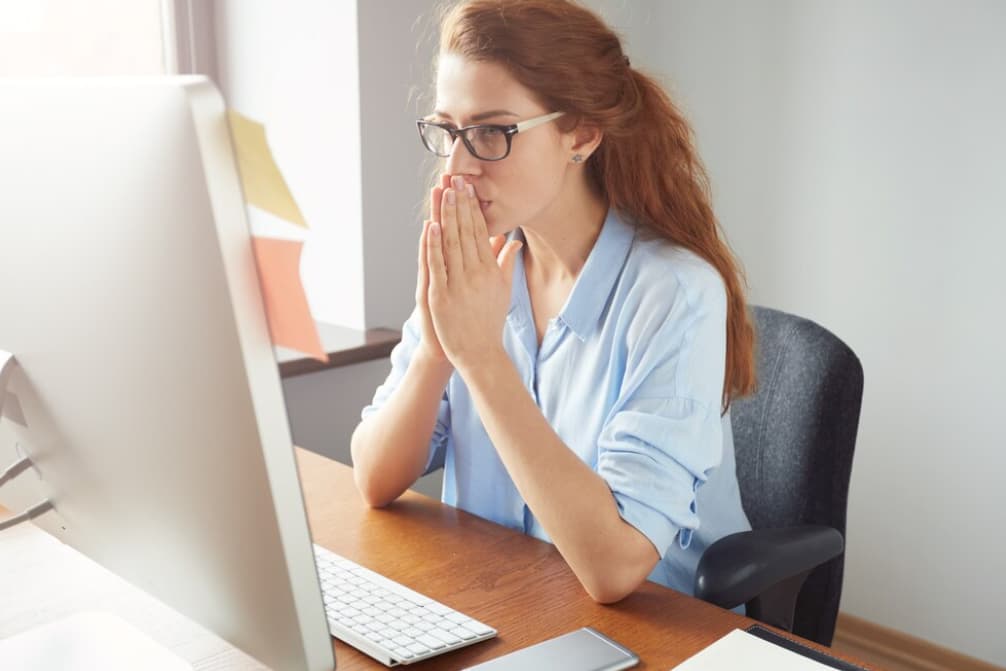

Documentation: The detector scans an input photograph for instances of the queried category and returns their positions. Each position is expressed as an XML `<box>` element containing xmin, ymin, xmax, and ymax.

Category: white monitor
<box><xmin>0</xmin><ymin>77</ymin><xmax>334</xmax><ymax>671</ymax></box>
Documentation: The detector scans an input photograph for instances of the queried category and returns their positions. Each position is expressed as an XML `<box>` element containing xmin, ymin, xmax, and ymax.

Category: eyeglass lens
<box><xmin>421</xmin><ymin>124</ymin><xmax>509</xmax><ymax>160</ymax></box>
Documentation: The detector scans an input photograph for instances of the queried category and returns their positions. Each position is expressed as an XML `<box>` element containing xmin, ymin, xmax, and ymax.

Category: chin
<box><xmin>485</xmin><ymin>219</ymin><xmax>513</xmax><ymax>239</ymax></box>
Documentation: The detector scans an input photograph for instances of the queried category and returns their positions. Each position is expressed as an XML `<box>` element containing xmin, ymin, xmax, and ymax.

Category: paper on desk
<box><xmin>251</xmin><ymin>237</ymin><xmax>328</xmax><ymax>362</ymax></box>
<box><xmin>225</xmin><ymin>110</ymin><xmax>307</xmax><ymax>228</ymax></box>
<box><xmin>225</xmin><ymin>110</ymin><xmax>327</xmax><ymax>362</ymax></box>
<box><xmin>671</xmin><ymin>629</ymin><xmax>833</xmax><ymax>670</ymax></box>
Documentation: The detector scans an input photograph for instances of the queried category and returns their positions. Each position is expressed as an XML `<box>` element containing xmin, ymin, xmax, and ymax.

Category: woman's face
<box><xmin>431</xmin><ymin>54</ymin><xmax>573</xmax><ymax>237</ymax></box>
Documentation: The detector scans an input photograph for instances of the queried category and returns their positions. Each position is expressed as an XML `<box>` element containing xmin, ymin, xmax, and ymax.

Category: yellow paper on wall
<box><xmin>226</xmin><ymin>109</ymin><xmax>307</xmax><ymax>228</ymax></box>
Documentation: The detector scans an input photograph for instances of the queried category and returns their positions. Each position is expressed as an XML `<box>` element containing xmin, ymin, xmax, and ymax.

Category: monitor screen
<box><xmin>0</xmin><ymin>77</ymin><xmax>334</xmax><ymax>671</ymax></box>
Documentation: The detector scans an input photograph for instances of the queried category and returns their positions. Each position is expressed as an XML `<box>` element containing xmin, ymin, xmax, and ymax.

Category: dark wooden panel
<box><xmin>277</xmin><ymin>325</ymin><xmax>400</xmax><ymax>377</ymax></box>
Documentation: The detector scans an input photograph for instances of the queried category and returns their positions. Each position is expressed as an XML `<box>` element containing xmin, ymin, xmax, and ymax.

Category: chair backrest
<box><xmin>730</xmin><ymin>306</ymin><xmax>864</xmax><ymax>645</ymax></box>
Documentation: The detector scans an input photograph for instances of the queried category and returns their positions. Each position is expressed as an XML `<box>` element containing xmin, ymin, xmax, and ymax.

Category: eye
<box><xmin>468</xmin><ymin>126</ymin><xmax>502</xmax><ymax>142</ymax></box>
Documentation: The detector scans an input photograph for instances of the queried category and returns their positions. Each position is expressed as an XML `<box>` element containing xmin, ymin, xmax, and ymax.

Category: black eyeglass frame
<box><xmin>415</xmin><ymin>111</ymin><xmax>565</xmax><ymax>162</ymax></box>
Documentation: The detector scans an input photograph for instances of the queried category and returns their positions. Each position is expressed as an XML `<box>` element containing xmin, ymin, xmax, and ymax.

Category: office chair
<box><xmin>694</xmin><ymin>306</ymin><xmax>864</xmax><ymax>646</ymax></box>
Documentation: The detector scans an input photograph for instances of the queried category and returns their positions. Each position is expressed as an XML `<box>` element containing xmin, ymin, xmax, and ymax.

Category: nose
<box><xmin>444</xmin><ymin>135</ymin><xmax>481</xmax><ymax>177</ymax></box>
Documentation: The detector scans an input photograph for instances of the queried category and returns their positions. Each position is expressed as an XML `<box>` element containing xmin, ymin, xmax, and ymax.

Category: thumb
<box><xmin>497</xmin><ymin>240</ymin><xmax>523</xmax><ymax>285</ymax></box>
<box><xmin>489</xmin><ymin>234</ymin><xmax>506</xmax><ymax>258</ymax></box>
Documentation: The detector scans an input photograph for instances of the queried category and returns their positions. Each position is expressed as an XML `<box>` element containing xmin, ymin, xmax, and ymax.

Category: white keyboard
<box><xmin>313</xmin><ymin>544</ymin><xmax>497</xmax><ymax>666</ymax></box>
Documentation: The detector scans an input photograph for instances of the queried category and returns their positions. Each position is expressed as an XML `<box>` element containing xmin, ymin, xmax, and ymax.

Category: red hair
<box><xmin>437</xmin><ymin>0</ymin><xmax>756</xmax><ymax>410</ymax></box>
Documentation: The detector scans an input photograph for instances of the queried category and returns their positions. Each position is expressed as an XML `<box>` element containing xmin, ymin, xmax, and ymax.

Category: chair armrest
<box><xmin>694</xmin><ymin>525</ymin><xmax>844</xmax><ymax>610</ymax></box>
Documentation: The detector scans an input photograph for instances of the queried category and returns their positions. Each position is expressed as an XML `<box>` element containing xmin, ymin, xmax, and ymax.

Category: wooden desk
<box><xmin>295</xmin><ymin>449</ymin><xmax>873</xmax><ymax>670</ymax></box>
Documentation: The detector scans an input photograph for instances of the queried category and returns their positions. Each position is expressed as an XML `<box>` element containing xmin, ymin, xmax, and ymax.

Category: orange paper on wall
<box><xmin>251</xmin><ymin>237</ymin><xmax>328</xmax><ymax>362</ymax></box>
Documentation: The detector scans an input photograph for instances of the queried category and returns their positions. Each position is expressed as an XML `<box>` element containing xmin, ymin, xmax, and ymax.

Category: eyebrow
<box><xmin>430</xmin><ymin>109</ymin><xmax>520</xmax><ymax>124</ymax></box>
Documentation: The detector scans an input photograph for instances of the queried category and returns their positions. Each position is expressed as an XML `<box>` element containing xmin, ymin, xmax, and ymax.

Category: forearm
<box><xmin>350</xmin><ymin>353</ymin><xmax>453</xmax><ymax>507</ymax></box>
<box><xmin>460</xmin><ymin>352</ymin><xmax>659</xmax><ymax>603</ymax></box>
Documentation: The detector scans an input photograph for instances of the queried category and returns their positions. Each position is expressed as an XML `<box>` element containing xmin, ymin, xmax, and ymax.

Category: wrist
<box><xmin>412</xmin><ymin>346</ymin><xmax>454</xmax><ymax>380</ymax></box>
<box><xmin>455</xmin><ymin>346</ymin><xmax>512</xmax><ymax>387</ymax></box>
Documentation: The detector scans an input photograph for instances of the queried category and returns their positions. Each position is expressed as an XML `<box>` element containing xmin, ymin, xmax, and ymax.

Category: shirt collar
<box><xmin>507</xmin><ymin>209</ymin><xmax>636</xmax><ymax>342</ymax></box>
<box><xmin>558</xmin><ymin>208</ymin><xmax>636</xmax><ymax>340</ymax></box>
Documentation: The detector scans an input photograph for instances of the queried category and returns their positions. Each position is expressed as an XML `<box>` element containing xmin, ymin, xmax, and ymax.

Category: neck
<box><xmin>521</xmin><ymin>178</ymin><xmax>607</xmax><ymax>284</ymax></box>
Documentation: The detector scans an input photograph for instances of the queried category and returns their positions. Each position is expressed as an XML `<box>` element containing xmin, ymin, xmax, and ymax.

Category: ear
<box><xmin>569</xmin><ymin>123</ymin><xmax>603</xmax><ymax>162</ymax></box>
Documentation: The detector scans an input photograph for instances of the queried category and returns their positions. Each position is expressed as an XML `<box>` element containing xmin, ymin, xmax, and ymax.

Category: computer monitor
<box><xmin>0</xmin><ymin>77</ymin><xmax>335</xmax><ymax>671</ymax></box>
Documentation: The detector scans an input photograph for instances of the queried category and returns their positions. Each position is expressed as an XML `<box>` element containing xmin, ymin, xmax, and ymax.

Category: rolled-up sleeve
<box><xmin>595</xmin><ymin>282</ymin><xmax>727</xmax><ymax>557</ymax></box>
<box><xmin>597</xmin><ymin>396</ymin><xmax>721</xmax><ymax>555</ymax></box>
<box><xmin>360</xmin><ymin>308</ymin><xmax>450</xmax><ymax>474</ymax></box>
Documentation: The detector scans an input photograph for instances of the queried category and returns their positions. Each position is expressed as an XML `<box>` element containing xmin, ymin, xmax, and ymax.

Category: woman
<box><xmin>351</xmin><ymin>0</ymin><xmax>756</xmax><ymax>605</ymax></box>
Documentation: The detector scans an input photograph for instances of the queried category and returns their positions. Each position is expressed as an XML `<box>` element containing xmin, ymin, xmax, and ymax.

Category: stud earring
<box><xmin>571</xmin><ymin>154</ymin><xmax>585</xmax><ymax>164</ymax></box>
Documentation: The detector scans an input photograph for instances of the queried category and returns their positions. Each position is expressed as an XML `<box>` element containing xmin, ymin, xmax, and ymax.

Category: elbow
<box><xmin>349</xmin><ymin>425</ymin><xmax>392</xmax><ymax>508</ymax></box>
<box><xmin>578</xmin><ymin>540</ymin><xmax>659</xmax><ymax>604</ymax></box>
<box><xmin>581</xmin><ymin>571</ymin><xmax>645</xmax><ymax>605</ymax></box>
<box><xmin>586</xmin><ymin>585</ymin><xmax>633</xmax><ymax>605</ymax></box>
<box><xmin>351</xmin><ymin>464</ymin><xmax>394</xmax><ymax>509</ymax></box>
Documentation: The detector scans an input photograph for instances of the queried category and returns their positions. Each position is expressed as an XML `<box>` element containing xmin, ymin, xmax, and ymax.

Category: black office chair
<box><xmin>694</xmin><ymin>306</ymin><xmax>864</xmax><ymax>646</ymax></box>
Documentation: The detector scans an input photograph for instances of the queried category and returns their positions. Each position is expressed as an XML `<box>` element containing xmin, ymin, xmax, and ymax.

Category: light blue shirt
<box><xmin>363</xmin><ymin>208</ymin><xmax>750</xmax><ymax>596</ymax></box>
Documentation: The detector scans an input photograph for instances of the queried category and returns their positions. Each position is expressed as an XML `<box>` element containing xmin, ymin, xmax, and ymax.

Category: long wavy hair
<box><xmin>435</xmin><ymin>0</ymin><xmax>756</xmax><ymax>410</ymax></box>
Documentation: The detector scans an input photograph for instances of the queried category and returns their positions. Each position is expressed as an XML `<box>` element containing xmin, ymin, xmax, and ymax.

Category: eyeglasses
<box><xmin>416</xmin><ymin>111</ymin><xmax>565</xmax><ymax>161</ymax></box>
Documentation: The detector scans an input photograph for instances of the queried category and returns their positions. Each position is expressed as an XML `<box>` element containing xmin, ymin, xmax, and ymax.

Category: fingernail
<box><xmin>430</xmin><ymin>222</ymin><xmax>440</xmax><ymax>236</ymax></box>
<box><xmin>466</xmin><ymin>183</ymin><xmax>475</xmax><ymax>198</ymax></box>
<box><xmin>446</xmin><ymin>189</ymin><xmax>456</xmax><ymax>205</ymax></box>
<box><xmin>452</xmin><ymin>176</ymin><xmax>464</xmax><ymax>191</ymax></box>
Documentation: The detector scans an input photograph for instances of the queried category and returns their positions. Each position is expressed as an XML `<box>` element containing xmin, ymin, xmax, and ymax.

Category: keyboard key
<box><xmin>452</xmin><ymin>626</ymin><xmax>478</xmax><ymax>640</ymax></box>
<box><xmin>406</xmin><ymin>642</ymin><xmax>430</xmax><ymax>655</ymax></box>
<box><xmin>430</xmin><ymin>628</ymin><xmax>462</xmax><ymax>645</ymax></box>
<box><xmin>426</xmin><ymin>602</ymin><xmax>454</xmax><ymax>616</ymax></box>
<box><xmin>417</xmin><ymin>634</ymin><xmax>447</xmax><ymax>650</ymax></box>
<box><xmin>462</xmin><ymin>620</ymin><xmax>495</xmax><ymax>636</ymax></box>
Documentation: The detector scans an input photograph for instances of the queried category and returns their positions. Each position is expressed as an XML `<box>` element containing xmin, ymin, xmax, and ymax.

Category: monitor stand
<box><xmin>0</xmin><ymin>611</ymin><xmax>192</xmax><ymax>670</ymax></box>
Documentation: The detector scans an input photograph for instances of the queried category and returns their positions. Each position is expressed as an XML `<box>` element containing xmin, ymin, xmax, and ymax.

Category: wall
<box><xmin>282</xmin><ymin>360</ymin><xmax>443</xmax><ymax>500</ymax></box>
<box><xmin>0</xmin><ymin>0</ymin><xmax>163</xmax><ymax>75</ymax></box>
<box><xmin>586</xmin><ymin>0</ymin><xmax>1005</xmax><ymax>665</ymax></box>
<box><xmin>357</xmin><ymin>1</ymin><xmax>441</xmax><ymax>330</ymax></box>
<box><xmin>208</xmin><ymin>1</ymin><xmax>437</xmax><ymax>332</ymax></box>
<box><xmin>212</xmin><ymin>0</ymin><xmax>367</xmax><ymax>328</ymax></box>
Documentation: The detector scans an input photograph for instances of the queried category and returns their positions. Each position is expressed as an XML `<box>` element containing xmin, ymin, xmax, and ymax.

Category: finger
<box><xmin>498</xmin><ymin>240</ymin><xmax>524</xmax><ymax>286</ymax></box>
<box><xmin>466</xmin><ymin>183</ymin><xmax>493</xmax><ymax>263</ymax></box>
<box><xmin>427</xmin><ymin>221</ymin><xmax>448</xmax><ymax>289</ymax></box>
<box><xmin>417</xmin><ymin>220</ymin><xmax>431</xmax><ymax>303</ymax></box>
<box><xmin>440</xmin><ymin>187</ymin><xmax>464</xmax><ymax>278</ymax></box>
<box><xmin>433</xmin><ymin>173</ymin><xmax>452</xmax><ymax>222</ymax></box>
<box><xmin>452</xmin><ymin>177</ymin><xmax>480</xmax><ymax>265</ymax></box>
<box><xmin>431</xmin><ymin>184</ymin><xmax>443</xmax><ymax>225</ymax></box>
<box><xmin>466</xmin><ymin>182</ymin><xmax>491</xmax><ymax>240</ymax></box>
<box><xmin>490</xmin><ymin>234</ymin><xmax>506</xmax><ymax>259</ymax></box>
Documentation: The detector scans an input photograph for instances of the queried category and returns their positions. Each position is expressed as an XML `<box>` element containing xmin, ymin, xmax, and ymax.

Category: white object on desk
<box><xmin>0</xmin><ymin>521</ymin><xmax>268</xmax><ymax>670</ymax></box>
<box><xmin>0</xmin><ymin>611</ymin><xmax>192</xmax><ymax>670</ymax></box>
<box><xmin>672</xmin><ymin>629</ymin><xmax>833</xmax><ymax>670</ymax></box>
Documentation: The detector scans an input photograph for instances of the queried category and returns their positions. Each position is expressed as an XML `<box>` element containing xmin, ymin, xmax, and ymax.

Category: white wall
<box><xmin>212</xmin><ymin>0</ymin><xmax>367</xmax><ymax>329</ymax></box>
<box><xmin>586</xmin><ymin>0</ymin><xmax>1006</xmax><ymax>664</ymax></box>
<box><xmin>207</xmin><ymin>1</ymin><xmax>436</xmax><ymax>333</ymax></box>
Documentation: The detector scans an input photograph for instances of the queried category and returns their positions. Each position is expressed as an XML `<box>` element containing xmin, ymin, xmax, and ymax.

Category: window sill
<box><xmin>276</xmin><ymin>324</ymin><xmax>400</xmax><ymax>378</ymax></box>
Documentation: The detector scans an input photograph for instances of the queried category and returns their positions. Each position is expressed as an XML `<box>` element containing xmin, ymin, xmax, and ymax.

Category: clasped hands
<box><xmin>415</xmin><ymin>174</ymin><xmax>522</xmax><ymax>374</ymax></box>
